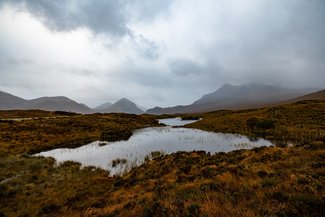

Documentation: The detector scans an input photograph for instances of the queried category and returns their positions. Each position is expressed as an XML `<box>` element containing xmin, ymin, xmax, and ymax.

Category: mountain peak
<box><xmin>94</xmin><ymin>98</ymin><xmax>146</xmax><ymax>114</ymax></box>
<box><xmin>220</xmin><ymin>83</ymin><xmax>233</xmax><ymax>88</ymax></box>
<box><xmin>148</xmin><ymin>83</ymin><xmax>313</xmax><ymax>114</ymax></box>
<box><xmin>217</xmin><ymin>83</ymin><xmax>236</xmax><ymax>92</ymax></box>
<box><xmin>115</xmin><ymin>98</ymin><xmax>132</xmax><ymax>104</ymax></box>
<box><xmin>94</xmin><ymin>101</ymin><xmax>113</xmax><ymax>111</ymax></box>
<box><xmin>94</xmin><ymin>98</ymin><xmax>144</xmax><ymax>114</ymax></box>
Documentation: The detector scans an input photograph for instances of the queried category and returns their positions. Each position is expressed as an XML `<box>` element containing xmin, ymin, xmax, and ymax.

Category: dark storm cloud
<box><xmin>0</xmin><ymin>0</ymin><xmax>174</xmax><ymax>36</ymax></box>
<box><xmin>0</xmin><ymin>0</ymin><xmax>128</xmax><ymax>36</ymax></box>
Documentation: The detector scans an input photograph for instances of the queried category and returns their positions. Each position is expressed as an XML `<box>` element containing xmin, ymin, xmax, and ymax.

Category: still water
<box><xmin>158</xmin><ymin>117</ymin><xmax>200</xmax><ymax>126</ymax></box>
<box><xmin>35</xmin><ymin>118</ymin><xmax>273</xmax><ymax>175</ymax></box>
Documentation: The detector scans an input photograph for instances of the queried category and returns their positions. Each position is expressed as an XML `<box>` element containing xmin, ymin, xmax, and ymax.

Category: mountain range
<box><xmin>146</xmin><ymin>83</ymin><xmax>320</xmax><ymax>114</ymax></box>
<box><xmin>0</xmin><ymin>91</ymin><xmax>144</xmax><ymax>114</ymax></box>
<box><xmin>0</xmin><ymin>91</ymin><xmax>92</xmax><ymax>113</ymax></box>
<box><xmin>1</xmin><ymin>83</ymin><xmax>323</xmax><ymax>114</ymax></box>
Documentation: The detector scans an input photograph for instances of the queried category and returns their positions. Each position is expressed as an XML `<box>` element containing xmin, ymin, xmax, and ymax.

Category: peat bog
<box><xmin>0</xmin><ymin>101</ymin><xmax>324</xmax><ymax>216</ymax></box>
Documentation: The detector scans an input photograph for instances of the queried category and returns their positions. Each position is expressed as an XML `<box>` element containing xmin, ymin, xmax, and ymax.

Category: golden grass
<box><xmin>0</xmin><ymin>101</ymin><xmax>324</xmax><ymax>216</ymax></box>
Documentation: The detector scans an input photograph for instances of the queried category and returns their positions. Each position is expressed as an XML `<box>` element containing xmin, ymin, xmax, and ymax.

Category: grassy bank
<box><xmin>0</xmin><ymin>101</ymin><xmax>324</xmax><ymax>216</ymax></box>
<box><xmin>0</xmin><ymin>112</ymin><xmax>158</xmax><ymax>156</ymax></box>
<box><xmin>187</xmin><ymin>100</ymin><xmax>325</xmax><ymax>147</ymax></box>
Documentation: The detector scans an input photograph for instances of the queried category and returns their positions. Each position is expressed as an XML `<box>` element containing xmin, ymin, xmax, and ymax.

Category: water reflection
<box><xmin>35</xmin><ymin>126</ymin><xmax>273</xmax><ymax>175</ymax></box>
<box><xmin>158</xmin><ymin>117</ymin><xmax>199</xmax><ymax>126</ymax></box>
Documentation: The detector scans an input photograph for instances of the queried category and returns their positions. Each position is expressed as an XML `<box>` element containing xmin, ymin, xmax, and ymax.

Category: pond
<box><xmin>35</xmin><ymin>118</ymin><xmax>274</xmax><ymax>175</ymax></box>
<box><xmin>158</xmin><ymin>117</ymin><xmax>200</xmax><ymax>126</ymax></box>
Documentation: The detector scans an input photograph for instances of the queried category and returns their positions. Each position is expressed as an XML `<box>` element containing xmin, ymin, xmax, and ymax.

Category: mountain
<box><xmin>0</xmin><ymin>91</ymin><xmax>92</xmax><ymax>113</ymax></box>
<box><xmin>0</xmin><ymin>91</ymin><xmax>26</xmax><ymax>109</ymax></box>
<box><xmin>146</xmin><ymin>83</ymin><xmax>314</xmax><ymax>114</ymax></box>
<box><xmin>283</xmin><ymin>89</ymin><xmax>325</xmax><ymax>103</ymax></box>
<box><xmin>1</xmin><ymin>90</ymin><xmax>146</xmax><ymax>114</ymax></box>
<box><xmin>192</xmin><ymin>83</ymin><xmax>311</xmax><ymax>108</ymax></box>
<box><xmin>96</xmin><ymin>98</ymin><xmax>144</xmax><ymax>114</ymax></box>
<box><xmin>23</xmin><ymin>96</ymin><xmax>92</xmax><ymax>113</ymax></box>
<box><xmin>94</xmin><ymin>102</ymin><xmax>113</xmax><ymax>111</ymax></box>
<box><xmin>136</xmin><ymin>104</ymin><xmax>147</xmax><ymax>112</ymax></box>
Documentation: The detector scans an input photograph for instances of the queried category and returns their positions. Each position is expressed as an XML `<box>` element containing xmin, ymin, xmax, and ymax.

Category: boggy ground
<box><xmin>0</xmin><ymin>101</ymin><xmax>324</xmax><ymax>216</ymax></box>
<box><xmin>0</xmin><ymin>112</ymin><xmax>158</xmax><ymax>156</ymax></box>
<box><xmin>188</xmin><ymin>100</ymin><xmax>325</xmax><ymax>146</ymax></box>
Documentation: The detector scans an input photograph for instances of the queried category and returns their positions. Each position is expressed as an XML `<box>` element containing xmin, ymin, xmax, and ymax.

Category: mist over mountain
<box><xmin>94</xmin><ymin>102</ymin><xmax>113</xmax><ymax>111</ymax></box>
<box><xmin>94</xmin><ymin>100</ymin><xmax>146</xmax><ymax>114</ymax></box>
<box><xmin>146</xmin><ymin>83</ymin><xmax>315</xmax><ymax>114</ymax></box>
<box><xmin>99</xmin><ymin>98</ymin><xmax>144</xmax><ymax>114</ymax></box>
<box><xmin>193</xmin><ymin>83</ymin><xmax>311</xmax><ymax>106</ymax></box>
<box><xmin>281</xmin><ymin>89</ymin><xmax>325</xmax><ymax>103</ymax></box>
<box><xmin>1</xmin><ymin>83</ymin><xmax>322</xmax><ymax>115</ymax></box>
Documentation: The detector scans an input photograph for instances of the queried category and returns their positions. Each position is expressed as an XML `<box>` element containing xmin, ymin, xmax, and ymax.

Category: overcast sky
<box><xmin>0</xmin><ymin>0</ymin><xmax>324</xmax><ymax>108</ymax></box>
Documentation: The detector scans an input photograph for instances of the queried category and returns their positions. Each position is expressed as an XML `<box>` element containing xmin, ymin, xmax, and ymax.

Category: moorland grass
<box><xmin>0</xmin><ymin>101</ymin><xmax>324</xmax><ymax>216</ymax></box>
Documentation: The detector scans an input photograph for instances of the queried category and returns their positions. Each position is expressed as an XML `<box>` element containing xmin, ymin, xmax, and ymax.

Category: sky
<box><xmin>0</xmin><ymin>0</ymin><xmax>324</xmax><ymax>108</ymax></box>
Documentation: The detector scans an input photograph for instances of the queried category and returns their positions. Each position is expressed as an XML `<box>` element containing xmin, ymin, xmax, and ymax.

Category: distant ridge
<box><xmin>282</xmin><ymin>89</ymin><xmax>325</xmax><ymax>103</ymax></box>
<box><xmin>94</xmin><ymin>102</ymin><xmax>113</xmax><ymax>111</ymax></box>
<box><xmin>146</xmin><ymin>83</ymin><xmax>315</xmax><ymax>114</ymax></box>
<box><xmin>0</xmin><ymin>91</ymin><xmax>92</xmax><ymax>113</ymax></box>
<box><xmin>95</xmin><ymin>98</ymin><xmax>144</xmax><ymax>114</ymax></box>
<box><xmin>2</xmin><ymin>86</ymin><xmax>321</xmax><ymax>115</ymax></box>
<box><xmin>0</xmin><ymin>90</ymin><xmax>146</xmax><ymax>114</ymax></box>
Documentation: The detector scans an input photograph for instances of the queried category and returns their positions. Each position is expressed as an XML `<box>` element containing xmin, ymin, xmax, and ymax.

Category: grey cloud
<box><xmin>169</xmin><ymin>58</ymin><xmax>206</xmax><ymax>76</ymax></box>
<box><xmin>132</xmin><ymin>34</ymin><xmax>160</xmax><ymax>60</ymax></box>
<box><xmin>116</xmin><ymin>66</ymin><xmax>172</xmax><ymax>88</ymax></box>
<box><xmin>192</xmin><ymin>0</ymin><xmax>325</xmax><ymax>89</ymax></box>
<box><xmin>0</xmin><ymin>0</ymin><xmax>324</xmax><ymax>108</ymax></box>
<box><xmin>1</xmin><ymin>0</ymin><xmax>128</xmax><ymax>36</ymax></box>
<box><xmin>169</xmin><ymin>58</ymin><xmax>228</xmax><ymax>88</ymax></box>
<box><xmin>138</xmin><ymin>35</ymin><xmax>160</xmax><ymax>60</ymax></box>
<box><xmin>126</xmin><ymin>0</ymin><xmax>173</xmax><ymax>22</ymax></box>
<box><xmin>1</xmin><ymin>0</ymin><xmax>174</xmax><ymax>36</ymax></box>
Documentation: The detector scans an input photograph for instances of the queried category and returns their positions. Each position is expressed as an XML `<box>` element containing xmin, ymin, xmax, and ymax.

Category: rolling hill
<box><xmin>282</xmin><ymin>89</ymin><xmax>325</xmax><ymax>103</ymax></box>
<box><xmin>0</xmin><ymin>91</ymin><xmax>26</xmax><ymax>110</ymax></box>
<box><xmin>0</xmin><ymin>91</ymin><xmax>92</xmax><ymax>113</ymax></box>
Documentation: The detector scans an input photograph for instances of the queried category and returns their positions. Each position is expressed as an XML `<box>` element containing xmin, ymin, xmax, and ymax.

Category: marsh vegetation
<box><xmin>35</xmin><ymin>123</ymin><xmax>273</xmax><ymax>175</ymax></box>
<box><xmin>0</xmin><ymin>100</ymin><xmax>324</xmax><ymax>216</ymax></box>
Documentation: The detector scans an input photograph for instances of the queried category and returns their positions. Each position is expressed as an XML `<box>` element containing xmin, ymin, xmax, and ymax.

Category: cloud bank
<box><xmin>0</xmin><ymin>0</ymin><xmax>324</xmax><ymax>108</ymax></box>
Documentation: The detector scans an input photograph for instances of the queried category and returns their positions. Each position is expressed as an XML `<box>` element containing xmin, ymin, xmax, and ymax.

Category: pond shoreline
<box><xmin>34</xmin><ymin>118</ymin><xmax>274</xmax><ymax>175</ymax></box>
